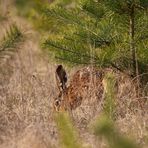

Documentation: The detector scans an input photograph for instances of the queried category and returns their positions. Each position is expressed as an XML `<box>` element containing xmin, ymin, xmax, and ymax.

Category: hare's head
<box><xmin>53</xmin><ymin>96</ymin><xmax>68</xmax><ymax>112</ymax></box>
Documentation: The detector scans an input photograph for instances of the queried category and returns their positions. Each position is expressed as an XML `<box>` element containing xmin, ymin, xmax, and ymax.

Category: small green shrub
<box><xmin>94</xmin><ymin>116</ymin><xmax>139</xmax><ymax>148</ymax></box>
<box><xmin>103</xmin><ymin>72</ymin><xmax>116</xmax><ymax>120</ymax></box>
<box><xmin>54</xmin><ymin>112</ymin><xmax>82</xmax><ymax>148</ymax></box>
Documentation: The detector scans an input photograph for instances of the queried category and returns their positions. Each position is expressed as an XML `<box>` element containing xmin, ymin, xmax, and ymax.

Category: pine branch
<box><xmin>39</xmin><ymin>0</ymin><xmax>148</xmax><ymax>77</ymax></box>
<box><xmin>82</xmin><ymin>0</ymin><xmax>105</xmax><ymax>19</ymax></box>
<box><xmin>55</xmin><ymin>56</ymin><xmax>90</xmax><ymax>65</ymax></box>
<box><xmin>43</xmin><ymin>39</ymin><xmax>99</xmax><ymax>61</ymax></box>
<box><xmin>0</xmin><ymin>24</ymin><xmax>23</xmax><ymax>61</ymax></box>
<box><xmin>0</xmin><ymin>24</ymin><xmax>23</xmax><ymax>51</ymax></box>
<box><xmin>73</xmin><ymin>32</ymin><xmax>111</xmax><ymax>47</ymax></box>
<box><xmin>42</xmin><ymin>6</ymin><xmax>83</xmax><ymax>27</ymax></box>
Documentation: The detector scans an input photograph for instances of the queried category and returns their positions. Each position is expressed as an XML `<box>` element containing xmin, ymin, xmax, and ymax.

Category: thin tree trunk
<box><xmin>129</xmin><ymin>3</ymin><xmax>140</xmax><ymax>95</ymax></box>
<box><xmin>129</xmin><ymin>4</ymin><xmax>136</xmax><ymax>76</ymax></box>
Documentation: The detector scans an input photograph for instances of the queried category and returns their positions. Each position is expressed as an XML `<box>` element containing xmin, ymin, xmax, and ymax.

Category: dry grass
<box><xmin>0</xmin><ymin>23</ymin><xmax>59</xmax><ymax>147</ymax></box>
<box><xmin>0</xmin><ymin>1</ymin><xmax>148</xmax><ymax>148</ymax></box>
<box><xmin>0</xmin><ymin>35</ymin><xmax>147</xmax><ymax>148</ymax></box>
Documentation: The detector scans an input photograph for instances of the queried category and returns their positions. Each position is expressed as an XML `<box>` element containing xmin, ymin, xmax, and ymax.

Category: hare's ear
<box><xmin>56</xmin><ymin>65</ymin><xmax>62</xmax><ymax>75</ymax></box>
<box><xmin>55</xmin><ymin>73</ymin><xmax>61</xmax><ymax>92</ymax></box>
<box><xmin>55</xmin><ymin>65</ymin><xmax>68</xmax><ymax>91</ymax></box>
<box><xmin>55</xmin><ymin>65</ymin><xmax>62</xmax><ymax>91</ymax></box>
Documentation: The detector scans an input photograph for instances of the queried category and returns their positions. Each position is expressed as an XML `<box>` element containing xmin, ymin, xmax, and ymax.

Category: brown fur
<box><xmin>54</xmin><ymin>66</ymin><xmax>105</xmax><ymax>111</ymax></box>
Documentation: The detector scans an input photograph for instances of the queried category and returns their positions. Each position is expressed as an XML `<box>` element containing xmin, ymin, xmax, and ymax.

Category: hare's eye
<box><xmin>55</xmin><ymin>100</ymin><xmax>60</xmax><ymax>106</ymax></box>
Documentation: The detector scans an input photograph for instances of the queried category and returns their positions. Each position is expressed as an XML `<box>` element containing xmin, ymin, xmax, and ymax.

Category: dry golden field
<box><xmin>0</xmin><ymin>1</ymin><xmax>147</xmax><ymax>148</ymax></box>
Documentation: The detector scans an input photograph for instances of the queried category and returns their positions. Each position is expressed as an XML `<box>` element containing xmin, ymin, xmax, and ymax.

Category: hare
<box><xmin>54</xmin><ymin>65</ymin><xmax>147</xmax><ymax>123</ymax></box>
<box><xmin>54</xmin><ymin>66</ymin><xmax>105</xmax><ymax>112</ymax></box>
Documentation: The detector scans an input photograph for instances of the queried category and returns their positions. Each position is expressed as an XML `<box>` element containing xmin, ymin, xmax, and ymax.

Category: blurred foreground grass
<box><xmin>55</xmin><ymin>113</ymin><xmax>139</xmax><ymax>148</ymax></box>
<box><xmin>55</xmin><ymin>112</ymin><xmax>81</xmax><ymax>148</ymax></box>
